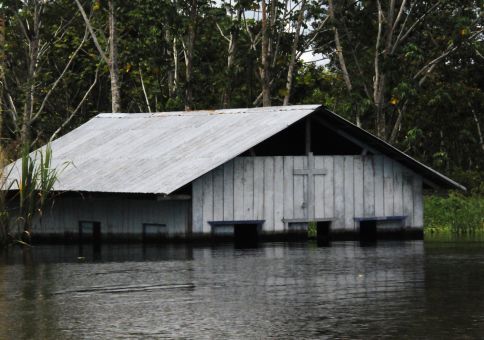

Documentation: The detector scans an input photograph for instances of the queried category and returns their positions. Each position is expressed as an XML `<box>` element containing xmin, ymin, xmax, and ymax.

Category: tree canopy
<box><xmin>0</xmin><ymin>0</ymin><xmax>482</xmax><ymax>190</ymax></box>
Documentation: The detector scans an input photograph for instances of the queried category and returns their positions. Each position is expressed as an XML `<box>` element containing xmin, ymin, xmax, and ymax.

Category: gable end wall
<box><xmin>192</xmin><ymin>155</ymin><xmax>423</xmax><ymax>234</ymax></box>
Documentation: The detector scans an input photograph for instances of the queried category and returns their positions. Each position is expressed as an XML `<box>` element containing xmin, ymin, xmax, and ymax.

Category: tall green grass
<box><xmin>0</xmin><ymin>147</ymin><xmax>13</xmax><ymax>245</ymax></box>
<box><xmin>1</xmin><ymin>144</ymin><xmax>63</xmax><ymax>246</ymax></box>
<box><xmin>15</xmin><ymin>144</ymin><xmax>63</xmax><ymax>233</ymax></box>
<box><xmin>424</xmin><ymin>193</ymin><xmax>484</xmax><ymax>234</ymax></box>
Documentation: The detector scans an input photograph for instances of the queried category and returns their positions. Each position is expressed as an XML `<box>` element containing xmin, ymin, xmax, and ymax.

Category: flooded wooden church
<box><xmin>17</xmin><ymin>105</ymin><xmax>464</xmax><ymax>241</ymax></box>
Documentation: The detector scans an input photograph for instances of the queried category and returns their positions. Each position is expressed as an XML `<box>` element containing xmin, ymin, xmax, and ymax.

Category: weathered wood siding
<box><xmin>34</xmin><ymin>197</ymin><xmax>190</xmax><ymax>238</ymax></box>
<box><xmin>192</xmin><ymin>155</ymin><xmax>424</xmax><ymax>234</ymax></box>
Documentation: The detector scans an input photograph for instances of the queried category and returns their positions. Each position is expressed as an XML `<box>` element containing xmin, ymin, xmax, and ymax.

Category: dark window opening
<box><xmin>316</xmin><ymin>221</ymin><xmax>331</xmax><ymax>243</ymax></box>
<box><xmin>311</xmin><ymin>118</ymin><xmax>364</xmax><ymax>155</ymax></box>
<box><xmin>143</xmin><ymin>223</ymin><xmax>167</xmax><ymax>242</ymax></box>
<box><xmin>240</xmin><ymin>116</ymin><xmax>363</xmax><ymax>156</ymax></box>
<box><xmin>359</xmin><ymin>220</ymin><xmax>377</xmax><ymax>241</ymax></box>
<box><xmin>79</xmin><ymin>221</ymin><xmax>101</xmax><ymax>243</ymax></box>
<box><xmin>234</xmin><ymin>223</ymin><xmax>259</xmax><ymax>246</ymax></box>
<box><xmin>170</xmin><ymin>183</ymin><xmax>192</xmax><ymax>196</ymax></box>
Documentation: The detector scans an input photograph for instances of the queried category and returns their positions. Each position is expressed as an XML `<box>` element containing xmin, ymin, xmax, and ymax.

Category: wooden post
<box><xmin>305</xmin><ymin>117</ymin><xmax>311</xmax><ymax>155</ymax></box>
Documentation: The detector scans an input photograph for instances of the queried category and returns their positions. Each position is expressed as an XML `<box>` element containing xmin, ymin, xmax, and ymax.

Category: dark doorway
<box><xmin>234</xmin><ymin>224</ymin><xmax>259</xmax><ymax>247</ymax></box>
<box><xmin>359</xmin><ymin>220</ymin><xmax>377</xmax><ymax>242</ymax></box>
<box><xmin>316</xmin><ymin>221</ymin><xmax>331</xmax><ymax>245</ymax></box>
<box><xmin>79</xmin><ymin>221</ymin><xmax>102</xmax><ymax>243</ymax></box>
<box><xmin>142</xmin><ymin>223</ymin><xmax>167</xmax><ymax>243</ymax></box>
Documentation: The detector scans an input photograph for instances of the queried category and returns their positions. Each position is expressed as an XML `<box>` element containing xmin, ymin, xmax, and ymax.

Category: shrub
<box><xmin>424</xmin><ymin>192</ymin><xmax>484</xmax><ymax>234</ymax></box>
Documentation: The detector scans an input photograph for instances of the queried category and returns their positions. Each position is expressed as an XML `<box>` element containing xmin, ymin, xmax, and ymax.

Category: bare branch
<box><xmin>50</xmin><ymin>66</ymin><xmax>100</xmax><ymax>141</ymax></box>
<box><xmin>7</xmin><ymin>92</ymin><xmax>18</xmax><ymax>122</ymax></box>
<box><xmin>392</xmin><ymin>1</ymin><xmax>442</xmax><ymax>54</ymax></box>
<box><xmin>215</xmin><ymin>23</ymin><xmax>231</xmax><ymax>43</ymax></box>
<box><xmin>32</xmin><ymin>26</ymin><xmax>89</xmax><ymax>122</ymax></box>
<box><xmin>74</xmin><ymin>0</ymin><xmax>109</xmax><ymax>65</ymax></box>
<box><xmin>373</xmin><ymin>0</ymin><xmax>383</xmax><ymax>103</ymax></box>
<box><xmin>139</xmin><ymin>66</ymin><xmax>152</xmax><ymax>113</ymax></box>
<box><xmin>328</xmin><ymin>0</ymin><xmax>352</xmax><ymax>92</ymax></box>
<box><xmin>392</xmin><ymin>0</ymin><xmax>408</xmax><ymax>34</ymax></box>
<box><xmin>284</xmin><ymin>0</ymin><xmax>306</xmax><ymax>105</ymax></box>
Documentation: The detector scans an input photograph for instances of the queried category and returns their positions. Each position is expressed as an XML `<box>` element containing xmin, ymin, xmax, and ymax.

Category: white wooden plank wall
<box><xmin>334</xmin><ymin>156</ymin><xmax>345</xmax><ymax>228</ymax></box>
<box><xmin>412</xmin><ymin>176</ymin><xmax>424</xmax><ymax>227</ymax></box>
<box><xmin>374</xmin><ymin>155</ymin><xmax>385</xmax><ymax>217</ymax></box>
<box><xmin>37</xmin><ymin>154</ymin><xmax>424</xmax><ymax>237</ymax></box>
<box><xmin>263</xmin><ymin>157</ymin><xmax>275</xmax><ymax>231</ymax></box>
<box><xmin>323</xmin><ymin>156</ymin><xmax>334</xmax><ymax>218</ymax></box>
<box><xmin>314</xmin><ymin>156</ymin><xmax>325</xmax><ymax>219</ymax></box>
<box><xmin>383</xmin><ymin>157</ymin><xmax>394</xmax><ymax>217</ymax></box>
<box><xmin>37</xmin><ymin>197</ymin><xmax>190</xmax><ymax>236</ymax></box>
<box><xmin>192</xmin><ymin>178</ymin><xmax>204</xmax><ymax>232</ymax></box>
<box><xmin>343</xmin><ymin>156</ymin><xmax>355</xmax><ymax>230</ymax></box>
<box><xmin>202</xmin><ymin>172</ymin><xmax>214</xmax><ymax>233</ymax></box>
<box><xmin>233</xmin><ymin>158</ymin><xmax>245</xmax><ymax>220</ymax></box>
<box><xmin>273</xmin><ymin>157</ymin><xmax>285</xmax><ymax>231</ymax></box>
<box><xmin>402</xmin><ymin>170</ymin><xmax>414</xmax><ymax>227</ymax></box>
<box><xmin>363</xmin><ymin>156</ymin><xmax>375</xmax><ymax>217</ymax></box>
<box><xmin>223</xmin><ymin>161</ymin><xmax>234</xmax><ymax>221</ymax></box>
<box><xmin>254</xmin><ymin>158</ymin><xmax>265</xmax><ymax>220</ymax></box>
<box><xmin>283</xmin><ymin>156</ymin><xmax>294</xmax><ymax>220</ymax></box>
<box><xmin>192</xmin><ymin>155</ymin><xmax>424</xmax><ymax>233</ymax></box>
<box><xmin>213</xmin><ymin>166</ymin><xmax>224</xmax><ymax>221</ymax></box>
<box><xmin>243</xmin><ymin>158</ymin><xmax>254</xmax><ymax>218</ymax></box>
<box><xmin>393</xmin><ymin>162</ymin><xmax>404</xmax><ymax>216</ymax></box>
<box><xmin>293</xmin><ymin>156</ymin><xmax>306</xmax><ymax>219</ymax></box>
<box><xmin>354</xmin><ymin>156</ymin><xmax>364</xmax><ymax>220</ymax></box>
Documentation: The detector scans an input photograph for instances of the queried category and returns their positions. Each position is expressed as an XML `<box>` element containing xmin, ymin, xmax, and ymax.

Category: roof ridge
<box><xmin>95</xmin><ymin>105</ymin><xmax>321</xmax><ymax>119</ymax></box>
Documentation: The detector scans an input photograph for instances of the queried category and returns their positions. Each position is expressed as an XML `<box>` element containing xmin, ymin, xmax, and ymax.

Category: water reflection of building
<box><xmin>0</xmin><ymin>242</ymin><xmax>432</xmax><ymax>338</ymax></box>
<box><xmin>187</xmin><ymin>241</ymin><xmax>426</xmax><ymax>338</ymax></box>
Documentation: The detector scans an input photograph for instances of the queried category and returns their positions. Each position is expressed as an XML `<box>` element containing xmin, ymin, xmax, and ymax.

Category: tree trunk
<box><xmin>374</xmin><ymin>74</ymin><xmax>386</xmax><ymax>138</ymax></box>
<box><xmin>108</xmin><ymin>0</ymin><xmax>121</xmax><ymax>113</ymax></box>
<box><xmin>373</xmin><ymin>1</ymin><xmax>386</xmax><ymax>139</ymax></box>
<box><xmin>173</xmin><ymin>36</ymin><xmax>179</xmax><ymax>95</ymax></box>
<box><xmin>328</xmin><ymin>0</ymin><xmax>361</xmax><ymax>126</ymax></box>
<box><xmin>222</xmin><ymin>8</ymin><xmax>242</xmax><ymax>108</ymax></box>
<box><xmin>0</xmin><ymin>12</ymin><xmax>5</xmax><ymax>142</ymax></box>
<box><xmin>283</xmin><ymin>0</ymin><xmax>305</xmax><ymax>106</ymax></box>
<box><xmin>21</xmin><ymin>3</ymin><xmax>42</xmax><ymax>148</ymax></box>
<box><xmin>328</xmin><ymin>0</ymin><xmax>352</xmax><ymax>93</ymax></box>
<box><xmin>165</xmin><ymin>27</ymin><xmax>175</xmax><ymax>98</ymax></box>
<box><xmin>260</xmin><ymin>0</ymin><xmax>271</xmax><ymax>107</ymax></box>
<box><xmin>184</xmin><ymin>0</ymin><xmax>197</xmax><ymax>111</ymax></box>
<box><xmin>472</xmin><ymin>109</ymin><xmax>484</xmax><ymax>152</ymax></box>
<box><xmin>184</xmin><ymin>31</ymin><xmax>194</xmax><ymax>111</ymax></box>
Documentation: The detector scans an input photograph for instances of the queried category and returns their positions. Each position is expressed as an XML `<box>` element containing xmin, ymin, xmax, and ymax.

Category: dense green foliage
<box><xmin>0</xmin><ymin>0</ymin><xmax>482</xmax><ymax>190</ymax></box>
<box><xmin>424</xmin><ymin>193</ymin><xmax>484</xmax><ymax>234</ymax></box>
<box><xmin>0</xmin><ymin>145</ymin><xmax>61</xmax><ymax>246</ymax></box>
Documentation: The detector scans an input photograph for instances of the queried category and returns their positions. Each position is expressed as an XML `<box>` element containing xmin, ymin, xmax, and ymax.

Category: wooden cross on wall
<box><xmin>293</xmin><ymin>152</ymin><xmax>327</xmax><ymax>219</ymax></box>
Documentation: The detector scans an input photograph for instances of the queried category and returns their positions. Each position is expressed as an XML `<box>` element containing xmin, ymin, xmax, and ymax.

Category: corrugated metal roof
<box><xmin>8</xmin><ymin>105</ymin><xmax>320</xmax><ymax>194</ymax></box>
<box><xmin>6</xmin><ymin>104</ymin><xmax>464</xmax><ymax>193</ymax></box>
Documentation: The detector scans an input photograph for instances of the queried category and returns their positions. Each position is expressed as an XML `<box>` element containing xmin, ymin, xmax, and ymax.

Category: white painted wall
<box><xmin>192</xmin><ymin>155</ymin><xmax>424</xmax><ymax>234</ymax></box>
<box><xmin>33</xmin><ymin>197</ymin><xmax>190</xmax><ymax>238</ymax></box>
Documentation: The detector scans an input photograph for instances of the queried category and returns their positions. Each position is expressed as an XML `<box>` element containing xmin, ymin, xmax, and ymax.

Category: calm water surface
<box><xmin>1</xmin><ymin>240</ymin><xmax>484</xmax><ymax>339</ymax></box>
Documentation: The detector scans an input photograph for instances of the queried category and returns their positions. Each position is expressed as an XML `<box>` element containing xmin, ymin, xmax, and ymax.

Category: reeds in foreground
<box><xmin>0</xmin><ymin>147</ymin><xmax>13</xmax><ymax>245</ymax></box>
<box><xmin>16</xmin><ymin>144</ymin><xmax>64</xmax><ymax>234</ymax></box>
<box><xmin>1</xmin><ymin>144</ymin><xmax>64</xmax><ymax>246</ymax></box>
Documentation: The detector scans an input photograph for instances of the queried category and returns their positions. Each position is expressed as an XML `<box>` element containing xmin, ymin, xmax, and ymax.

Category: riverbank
<box><xmin>424</xmin><ymin>193</ymin><xmax>483</xmax><ymax>235</ymax></box>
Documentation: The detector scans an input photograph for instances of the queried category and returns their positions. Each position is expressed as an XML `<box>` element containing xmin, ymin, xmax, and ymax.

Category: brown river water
<box><xmin>1</xmin><ymin>240</ymin><xmax>484</xmax><ymax>339</ymax></box>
